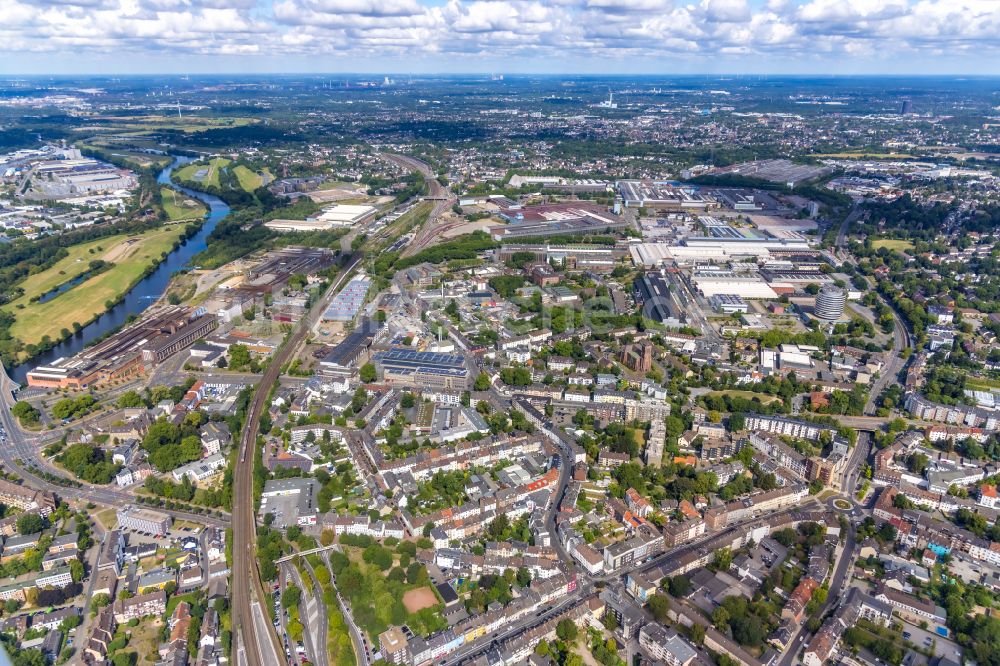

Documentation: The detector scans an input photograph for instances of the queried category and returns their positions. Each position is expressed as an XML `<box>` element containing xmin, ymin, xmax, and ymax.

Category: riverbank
<box><xmin>7</xmin><ymin>155</ymin><xmax>231</xmax><ymax>385</ymax></box>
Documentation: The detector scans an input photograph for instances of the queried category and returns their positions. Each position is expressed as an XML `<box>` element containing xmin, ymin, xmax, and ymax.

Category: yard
<box><xmin>4</xmin><ymin>224</ymin><xmax>191</xmax><ymax>350</ymax></box>
<box><xmin>95</xmin><ymin>508</ymin><xmax>118</xmax><ymax>531</ymax></box>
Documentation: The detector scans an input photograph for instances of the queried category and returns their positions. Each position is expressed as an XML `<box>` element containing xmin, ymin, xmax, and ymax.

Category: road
<box><xmin>322</xmin><ymin>549</ymin><xmax>370</xmax><ymax>666</ymax></box>
<box><xmin>829</xmin><ymin>203</ymin><xmax>912</xmax><ymax>417</ymax></box>
<box><xmin>777</xmin><ymin>509</ymin><xmax>857</xmax><ymax>666</ymax></box>
<box><xmin>513</xmin><ymin>398</ymin><xmax>574</xmax><ymax>564</ymax></box>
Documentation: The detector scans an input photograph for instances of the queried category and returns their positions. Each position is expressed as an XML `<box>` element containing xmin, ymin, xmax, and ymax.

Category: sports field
<box><xmin>871</xmin><ymin>239</ymin><xmax>914</xmax><ymax>252</ymax></box>
<box><xmin>174</xmin><ymin>157</ymin><xmax>231</xmax><ymax>187</ymax></box>
<box><xmin>402</xmin><ymin>586</ymin><xmax>437</xmax><ymax>613</ymax></box>
<box><xmin>161</xmin><ymin>187</ymin><xmax>207</xmax><ymax>221</ymax></box>
<box><xmin>4</xmin><ymin>225</ymin><xmax>190</xmax><ymax>349</ymax></box>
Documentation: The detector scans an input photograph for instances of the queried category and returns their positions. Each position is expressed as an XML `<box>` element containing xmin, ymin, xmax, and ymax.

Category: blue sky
<box><xmin>1</xmin><ymin>0</ymin><xmax>998</xmax><ymax>75</ymax></box>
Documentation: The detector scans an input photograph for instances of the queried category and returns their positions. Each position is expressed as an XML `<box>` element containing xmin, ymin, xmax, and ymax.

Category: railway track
<box><xmin>232</xmin><ymin>155</ymin><xmax>438</xmax><ymax>665</ymax></box>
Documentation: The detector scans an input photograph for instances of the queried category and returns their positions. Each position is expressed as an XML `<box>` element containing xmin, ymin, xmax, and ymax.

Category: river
<box><xmin>9</xmin><ymin>156</ymin><xmax>231</xmax><ymax>385</ymax></box>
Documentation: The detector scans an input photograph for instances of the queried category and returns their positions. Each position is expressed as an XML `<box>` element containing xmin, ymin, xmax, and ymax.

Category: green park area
<box><xmin>703</xmin><ymin>390</ymin><xmax>783</xmax><ymax>405</ymax></box>
<box><xmin>174</xmin><ymin>157</ymin><xmax>232</xmax><ymax>187</ymax></box>
<box><xmin>4</xmin><ymin>225</ymin><xmax>190</xmax><ymax>350</ymax></box>
<box><xmin>232</xmin><ymin>164</ymin><xmax>273</xmax><ymax>192</ymax></box>
<box><xmin>161</xmin><ymin>187</ymin><xmax>207</xmax><ymax>222</ymax></box>
<box><xmin>871</xmin><ymin>239</ymin><xmax>914</xmax><ymax>252</ymax></box>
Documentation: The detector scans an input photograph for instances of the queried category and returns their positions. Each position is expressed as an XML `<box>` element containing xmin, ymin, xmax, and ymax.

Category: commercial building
<box><xmin>815</xmin><ymin>285</ymin><xmax>847</xmax><ymax>321</ymax></box>
<box><xmin>616</xmin><ymin>181</ymin><xmax>715</xmax><ymax>210</ymax></box>
<box><xmin>497</xmin><ymin>244</ymin><xmax>625</xmax><ymax>273</ymax></box>
<box><xmin>116</xmin><ymin>507</ymin><xmax>172</xmax><ymax>536</ymax></box>
<box><xmin>490</xmin><ymin>203</ymin><xmax>628</xmax><ymax>241</ymax></box>
<box><xmin>373</xmin><ymin>349</ymin><xmax>470</xmax><ymax>390</ymax></box>
<box><xmin>691</xmin><ymin>270</ymin><xmax>778</xmax><ymax>299</ymax></box>
<box><xmin>259</xmin><ymin>478</ymin><xmax>318</xmax><ymax>528</ymax></box>
<box><xmin>709</xmin><ymin>294</ymin><xmax>749</xmax><ymax>314</ymax></box>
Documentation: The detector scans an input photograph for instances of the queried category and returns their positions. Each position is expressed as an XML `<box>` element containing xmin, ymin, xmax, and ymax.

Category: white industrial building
<box><xmin>691</xmin><ymin>271</ymin><xmax>778</xmax><ymax>299</ymax></box>
<box><xmin>265</xmin><ymin>203</ymin><xmax>377</xmax><ymax>232</ymax></box>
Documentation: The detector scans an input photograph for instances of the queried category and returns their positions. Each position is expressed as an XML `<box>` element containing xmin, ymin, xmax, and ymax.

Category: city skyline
<box><xmin>2</xmin><ymin>0</ymin><xmax>999</xmax><ymax>75</ymax></box>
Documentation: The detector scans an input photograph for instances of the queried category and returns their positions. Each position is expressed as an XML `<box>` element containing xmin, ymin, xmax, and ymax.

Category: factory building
<box><xmin>265</xmin><ymin>203</ymin><xmax>377</xmax><ymax>232</ymax></box>
<box><xmin>691</xmin><ymin>270</ymin><xmax>778</xmax><ymax>299</ymax></box>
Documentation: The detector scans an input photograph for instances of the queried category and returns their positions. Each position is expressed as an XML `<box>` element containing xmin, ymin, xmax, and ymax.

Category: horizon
<box><xmin>5</xmin><ymin>73</ymin><xmax>1000</xmax><ymax>79</ymax></box>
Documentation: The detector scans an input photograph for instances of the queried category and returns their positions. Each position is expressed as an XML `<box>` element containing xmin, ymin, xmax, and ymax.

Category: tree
<box><xmin>668</xmin><ymin>576</ymin><xmax>691</xmax><ymax>598</ymax></box>
<box><xmin>712</xmin><ymin>547</ymin><xmax>733</xmax><ymax>572</ymax></box>
<box><xmin>907</xmin><ymin>453</ymin><xmax>929</xmax><ymax>475</ymax></box>
<box><xmin>70</xmin><ymin>559</ymin><xmax>85</xmax><ymax>583</ymax></box>
<box><xmin>116</xmin><ymin>390</ymin><xmax>145</xmax><ymax>409</ymax></box>
<box><xmin>228</xmin><ymin>344</ymin><xmax>251</xmax><ymax>370</ymax></box>
<box><xmin>282</xmin><ymin>585</ymin><xmax>302</xmax><ymax>609</ymax></box>
<box><xmin>689</xmin><ymin>623</ymin><xmax>705</xmax><ymax>645</ymax></box>
<box><xmin>11</xmin><ymin>401</ymin><xmax>40</xmax><ymax>426</ymax></box>
<box><xmin>648</xmin><ymin>594</ymin><xmax>671</xmax><ymax>622</ymax></box>
<box><xmin>111</xmin><ymin>653</ymin><xmax>137</xmax><ymax>666</ymax></box>
<box><xmin>11</xmin><ymin>650</ymin><xmax>46</xmax><ymax>666</ymax></box>
<box><xmin>556</xmin><ymin>618</ymin><xmax>578</xmax><ymax>643</ymax></box>
<box><xmin>16</xmin><ymin>513</ymin><xmax>45</xmax><ymax>535</ymax></box>
<box><xmin>516</xmin><ymin>567</ymin><xmax>532</xmax><ymax>588</ymax></box>
<box><xmin>474</xmin><ymin>372</ymin><xmax>491</xmax><ymax>391</ymax></box>
<box><xmin>91</xmin><ymin>593</ymin><xmax>111</xmax><ymax>610</ymax></box>
<box><xmin>360</xmin><ymin>363</ymin><xmax>377</xmax><ymax>383</ymax></box>
<box><xmin>486</xmin><ymin>514</ymin><xmax>510</xmax><ymax>541</ymax></box>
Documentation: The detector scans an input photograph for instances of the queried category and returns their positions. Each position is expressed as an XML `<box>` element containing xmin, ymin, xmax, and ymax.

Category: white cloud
<box><xmin>0</xmin><ymin>0</ymin><xmax>999</xmax><ymax>69</ymax></box>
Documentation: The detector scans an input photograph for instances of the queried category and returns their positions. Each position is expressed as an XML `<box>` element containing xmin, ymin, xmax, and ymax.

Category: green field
<box><xmin>4</xmin><ymin>225</ymin><xmax>190</xmax><ymax>349</ymax></box>
<box><xmin>94</xmin><ymin>115</ymin><xmax>256</xmax><ymax>133</ymax></box>
<box><xmin>232</xmin><ymin>165</ymin><xmax>273</xmax><ymax>192</ymax></box>
<box><xmin>966</xmin><ymin>377</ymin><xmax>1000</xmax><ymax>392</ymax></box>
<box><xmin>704</xmin><ymin>390</ymin><xmax>783</xmax><ymax>405</ymax></box>
<box><xmin>871</xmin><ymin>239</ymin><xmax>914</xmax><ymax>252</ymax></box>
<box><xmin>160</xmin><ymin>187</ymin><xmax>207</xmax><ymax>221</ymax></box>
<box><xmin>174</xmin><ymin>157</ymin><xmax>231</xmax><ymax>187</ymax></box>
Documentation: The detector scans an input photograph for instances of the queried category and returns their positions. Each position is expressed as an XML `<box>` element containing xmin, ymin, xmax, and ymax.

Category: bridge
<box><xmin>275</xmin><ymin>542</ymin><xmax>342</xmax><ymax>564</ymax></box>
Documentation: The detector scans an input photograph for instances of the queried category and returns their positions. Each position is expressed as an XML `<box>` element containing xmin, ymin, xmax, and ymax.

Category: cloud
<box><xmin>0</xmin><ymin>0</ymin><xmax>998</xmax><ymax>70</ymax></box>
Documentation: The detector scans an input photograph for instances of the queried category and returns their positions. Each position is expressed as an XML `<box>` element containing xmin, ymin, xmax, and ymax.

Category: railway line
<box><xmin>233</xmin><ymin>154</ymin><xmax>445</xmax><ymax>666</ymax></box>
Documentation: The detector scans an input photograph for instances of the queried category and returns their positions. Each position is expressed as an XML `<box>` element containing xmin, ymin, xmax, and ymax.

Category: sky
<box><xmin>2</xmin><ymin>0</ymin><xmax>999</xmax><ymax>75</ymax></box>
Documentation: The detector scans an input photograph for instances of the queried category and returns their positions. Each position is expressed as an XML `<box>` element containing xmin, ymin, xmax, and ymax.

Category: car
<box><xmin>903</xmin><ymin>632</ymin><xmax>911</xmax><ymax>639</ymax></box>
